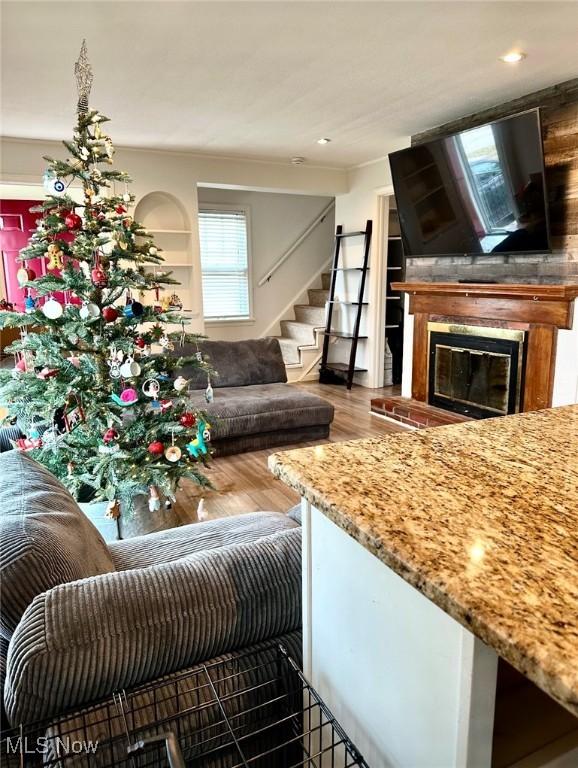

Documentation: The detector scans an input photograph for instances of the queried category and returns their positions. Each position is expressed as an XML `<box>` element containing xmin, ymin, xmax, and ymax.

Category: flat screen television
<box><xmin>389</xmin><ymin>109</ymin><xmax>551</xmax><ymax>258</ymax></box>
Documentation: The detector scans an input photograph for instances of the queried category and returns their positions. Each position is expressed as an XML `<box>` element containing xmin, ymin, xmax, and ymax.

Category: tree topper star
<box><xmin>74</xmin><ymin>39</ymin><xmax>93</xmax><ymax>114</ymax></box>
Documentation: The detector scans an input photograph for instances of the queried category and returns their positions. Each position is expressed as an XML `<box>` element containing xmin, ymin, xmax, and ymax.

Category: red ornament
<box><xmin>180</xmin><ymin>412</ymin><xmax>196</xmax><ymax>428</ymax></box>
<box><xmin>16</xmin><ymin>436</ymin><xmax>42</xmax><ymax>451</ymax></box>
<box><xmin>102</xmin><ymin>306</ymin><xmax>119</xmax><ymax>323</ymax></box>
<box><xmin>64</xmin><ymin>212</ymin><xmax>82</xmax><ymax>230</ymax></box>
<box><xmin>91</xmin><ymin>250</ymin><xmax>108</xmax><ymax>287</ymax></box>
<box><xmin>115</xmin><ymin>205</ymin><xmax>126</xmax><ymax>214</ymax></box>
<box><xmin>103</xmin><ymin>428</ymin><xmax>118</xmax><ymax>444</ymax></box>
<box><xmin>91</xmin><ymin>266</ymin><xmax>108</xmax><ymax>287</ymax></box>
<box><xmin>135</xmin><ymin>336</ymin><xmax>146</xmax><ymax>349</ymax></box>
<box><xmin>160</xmin><ymin>399</ymin><xmax>173</xmax><ymax>414</ymax></box>
<box><xmin>148</xmin><ymin>441</ymin><xmax>164</xmax><ymax>456</ymax></box>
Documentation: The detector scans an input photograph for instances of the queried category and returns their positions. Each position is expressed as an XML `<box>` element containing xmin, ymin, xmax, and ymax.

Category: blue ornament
<box><xmin>43</xmin><ymin>170</ymin><xmax>66</xmax><ymax>196</ymax></box>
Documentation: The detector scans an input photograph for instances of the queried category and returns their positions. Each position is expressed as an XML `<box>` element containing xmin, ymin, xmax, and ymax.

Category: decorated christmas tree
<box><xmin>0</xmin><ymin>41</ymin><xmax>213</xmax><ymax>516</ymax></box>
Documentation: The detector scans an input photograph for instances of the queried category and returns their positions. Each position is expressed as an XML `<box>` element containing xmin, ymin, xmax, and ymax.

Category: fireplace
<box><xmin>370</xmin><ymin>282</ymin><xmax>578</xmax><ymax>429</ymax></box>
<box><xmin>427</xmin><ymin>323</ymin><xmax>525</xmax><ymax>419</ymax></box>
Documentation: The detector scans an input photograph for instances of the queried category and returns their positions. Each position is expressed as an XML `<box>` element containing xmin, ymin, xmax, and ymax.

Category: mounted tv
<box><xmin>389</xmin><ymin>109</ymin><xmax>551</xmax><ymax>257</ymax></box>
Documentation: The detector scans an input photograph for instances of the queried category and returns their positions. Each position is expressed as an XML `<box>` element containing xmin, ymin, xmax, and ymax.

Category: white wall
<box><xmin>197</xmin><ymin>187</ymin><xmax>334</xmax><ymax>341</ymax></box>
<box><xmin>333</xmin><ymin>147</ymin><xmax>408</xmax><ymax>386</ymax></box>
<box><xmin>1</xmin><ymin>137</ymin><xmax>347</xmax><ymax>335</ymax></box>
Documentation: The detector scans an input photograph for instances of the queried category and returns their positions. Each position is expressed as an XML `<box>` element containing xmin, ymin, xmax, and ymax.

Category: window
<box><xmin>199</xmin><ymin>207</ymin><xmax>251</xmax><ymax>321</ymax></box>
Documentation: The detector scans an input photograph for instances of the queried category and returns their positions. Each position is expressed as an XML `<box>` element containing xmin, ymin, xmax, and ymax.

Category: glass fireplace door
<box><xmin>427</xmin><ymin>323</ymin><xmax>525</xmax><ymax>419</ymax></box>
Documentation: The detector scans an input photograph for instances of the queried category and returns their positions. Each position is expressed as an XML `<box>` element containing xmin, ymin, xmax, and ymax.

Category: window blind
<box><xmin>199</xmin><ymin>209</ymin><xmax>250</xmax><ymax>320</ymax></box>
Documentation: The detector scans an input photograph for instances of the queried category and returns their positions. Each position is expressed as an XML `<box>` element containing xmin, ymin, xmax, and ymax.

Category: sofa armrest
<box><xmin>5</xmin><ymin>527</ymin><xmax>301</xmax><ymax>725</ymax></box>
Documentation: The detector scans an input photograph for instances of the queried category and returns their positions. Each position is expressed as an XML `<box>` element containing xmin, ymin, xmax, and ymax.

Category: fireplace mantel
<box><xmin>392</xmin><ymin>282</ymin><xmax>578</xmax><ymax>329</ymax></box>
<box><xmin>392</xmin><ymin>282</ymin><xmax>578</xmax><ymax>302</ymax></box>
<box><xmin>391</xmin><ymin>282</ymin><xmax>578</xmax><ymax>412</ymax></box>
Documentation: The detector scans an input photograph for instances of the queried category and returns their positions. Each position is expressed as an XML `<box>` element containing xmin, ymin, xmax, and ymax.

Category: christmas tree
<box><xmin>0</xmin><ymin>41</ymin><xmax>212</xmax><ymax>515</ymax></box>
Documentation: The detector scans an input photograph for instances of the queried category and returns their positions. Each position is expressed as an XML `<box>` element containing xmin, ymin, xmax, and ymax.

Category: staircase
<box><xmin>273</xmin><ymin>271</ymin><xmax>330</xmax><ymax>382</ymax></box>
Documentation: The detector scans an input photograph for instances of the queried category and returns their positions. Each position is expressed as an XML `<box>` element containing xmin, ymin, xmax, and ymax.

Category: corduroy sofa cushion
<box><xmin>187</xmin><ymin>383</ymin><xmax>334</xmax><ymax>439</ymax></box>
<box><xmin>6</xmin><ymin>527</ymin><xmax>302</xmax><ymax>724</ymax></box>
<box><xmin>0</xmin><ymin>451</ymin><xmax>115</xmax><ymax>640</ymax></box>
<box><xmin>109</xmin><ymin>510</ymin><xmax>299</xmax><ymax>570</ymax></box>
<box><xmin>177</xmin><ymin>338</ymin><xmax>288</xmax><ymax>389</ymax></box>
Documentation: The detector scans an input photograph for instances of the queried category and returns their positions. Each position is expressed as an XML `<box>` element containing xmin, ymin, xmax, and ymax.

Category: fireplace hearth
<box><xmin>428</xmin><ymin>323</ymin><xmax>525</xmax><ymax>419</ymax></box>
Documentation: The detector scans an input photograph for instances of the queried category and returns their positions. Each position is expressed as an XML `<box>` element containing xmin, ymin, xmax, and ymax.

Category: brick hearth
<box><xmin>371</xmin><ymin>396</ymin><xmax>471</xmax><ymax>429</ymax></box>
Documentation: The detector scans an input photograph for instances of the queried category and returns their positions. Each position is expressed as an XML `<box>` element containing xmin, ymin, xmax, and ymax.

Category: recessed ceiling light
<box><xmin>499</xmin><ymin>51</ymin><xmax>526</xmax><ymax>64</ymax></box>
<box><xmin>317</xmin><ymin>138</ymin><xmax>331</xmax><ymax>145</ymax></box>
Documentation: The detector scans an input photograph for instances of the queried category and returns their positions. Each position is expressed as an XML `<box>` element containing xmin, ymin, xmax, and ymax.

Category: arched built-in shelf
<box><xmin>134</xmin><ymin>191</ymin><xmax>188</xmax><ymax>232</ymax></box>
<box><xmin>134</xmin><ymin>191</ymin><xmax>195</xmax><ymax>310</ymax></box>
<box><xmin>134</xmin><ymin>192</ymin><xmax>193</xmax><ymax>268</ymax></box>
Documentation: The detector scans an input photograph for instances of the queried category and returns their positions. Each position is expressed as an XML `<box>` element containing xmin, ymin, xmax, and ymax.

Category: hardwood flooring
<box><xmin>173</xmin><ymin>382</ymin><xmax>403</xmax><ymax>525</ymax></box>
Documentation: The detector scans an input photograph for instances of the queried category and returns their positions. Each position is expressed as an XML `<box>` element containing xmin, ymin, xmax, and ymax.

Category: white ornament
<box><xmin>79</xmin><ymin>301</ymin><xmax>100</xmax><ymax>320</ymax></box>
<box><xmin>119</xmin><ymin>356</ymin><xmax>141</xmax><ymax>379</ymax></box>
<box><xmin>173</xmin><ymin>376</ymin><xmax>188</xmax><ymax>392</ymax></box>
<box><xmin>197</xmin><ymin>498</ymin><xmax>208</xmax><ymax>521</ymax></box>
<box><xmin>149</xmin><ymin>246</ymin><xmax>158</xmax><ymax>256</ymax></box>
<box><xmin>42</xmin><ymin>297</ymin><xmax>64</xmax><ymax>320</ymax></box>
<box><xmin>142</xmin><ymin>378</ymin><xmax>160</xmax><ymax>399</ymax></box>
<box><xmin>107</xmin><ymin>346</ymin><xmax>123</xmax><ymax>379</ymax></box>
<box><xmin>123</xmin><ymin>193</ymin><xmax>131</xmax><ymax>203</ymax></box>
<box><xmin>205</xmin><ymin>379</ymin><xmax>214</xmax><ymax>404</ymax></box>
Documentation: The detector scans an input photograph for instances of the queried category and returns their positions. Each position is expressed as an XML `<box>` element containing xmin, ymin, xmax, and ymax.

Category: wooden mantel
<box><xmin>392</xmin><ymin>282</ymin><xmax>578</xmax><ymax>302</ymax></box>
<box><xmin>391</xmin><ymin>282</ymin><xmax>578</xmax><ymax>412</ymax></box>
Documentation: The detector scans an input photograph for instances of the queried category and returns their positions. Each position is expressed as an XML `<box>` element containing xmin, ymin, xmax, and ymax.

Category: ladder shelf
<box><xmin>319</xmin><ymin>220</ymin><xmax>372</xmax><ymax>389</ymax></box>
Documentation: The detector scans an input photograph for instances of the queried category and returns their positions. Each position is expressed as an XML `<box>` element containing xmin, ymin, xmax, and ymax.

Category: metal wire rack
<box><xmin>1</xmin><ymin>643</ymin><xmax>369</xmax><ymax>767</ymax></box>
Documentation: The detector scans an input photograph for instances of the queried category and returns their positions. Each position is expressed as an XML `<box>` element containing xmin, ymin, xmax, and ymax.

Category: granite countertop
<box><xmin>269</xmin><ymin>405</ymin><xmax>578</xmax><ymax>716</ymax></box>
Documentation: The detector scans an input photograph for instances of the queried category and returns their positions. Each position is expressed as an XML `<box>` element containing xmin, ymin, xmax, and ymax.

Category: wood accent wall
<box><xmin>411</xmin><ymin>78</ymin><xmax>578</xmax><ymax>262</ymax></box>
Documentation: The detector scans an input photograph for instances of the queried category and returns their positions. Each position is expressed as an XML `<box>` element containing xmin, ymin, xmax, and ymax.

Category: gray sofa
<box><xmin>176</xmin><ymin>338</ymin><xmax>334</xmax><ymax>455</ymax></box>
<box><xmin>0</xmin><ymin>451</ymin><xmax>302</xmax><ymax>735</ymax></box>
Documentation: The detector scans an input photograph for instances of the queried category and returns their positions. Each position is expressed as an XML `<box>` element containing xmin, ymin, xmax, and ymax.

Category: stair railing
<box><xmin>257</xmin><ymin>199</ymin><xmax>335</xmax><ymax>287</ymax></box>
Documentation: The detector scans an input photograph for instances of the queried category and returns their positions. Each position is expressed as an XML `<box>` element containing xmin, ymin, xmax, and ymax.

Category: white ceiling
<box><xmin>2</xmin><ymin>1</ymin><xmax>577</xmax><ymax>168</ymax></box>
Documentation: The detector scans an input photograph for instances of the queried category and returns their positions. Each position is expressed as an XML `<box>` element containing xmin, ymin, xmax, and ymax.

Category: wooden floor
<box><xmin>173</xmin><ymin>382</ymin><xmax>403</xmax><ymax>525</ymax></box>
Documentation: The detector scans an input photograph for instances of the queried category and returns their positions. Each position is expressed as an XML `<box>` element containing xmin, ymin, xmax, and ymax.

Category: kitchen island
<box><xmin>269</xmin><ymin>405</ymin><xmax>578</xmax><ymax>767</ymax></box>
